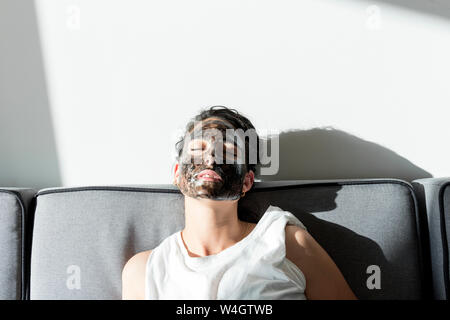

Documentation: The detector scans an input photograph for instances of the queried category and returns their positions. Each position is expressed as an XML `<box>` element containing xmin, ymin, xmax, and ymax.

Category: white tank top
<box><xmin>145</xmin><ymin>205</ymin><xmax>308</xmax><ymax>300</ymax></box>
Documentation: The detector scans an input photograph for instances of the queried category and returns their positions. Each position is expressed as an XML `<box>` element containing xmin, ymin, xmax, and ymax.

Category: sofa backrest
<box><xmin>29</xmin><ymin>179</ymin><xmax>427</xmax><ymax>300</ymax></box>
<box><xmin>0</xmin><ymin>188</ymin><xmax>36</xmax><ymax>300</ymax></box>
<box><xmin>241</xmin><ymin>179</ymin><xmax>427</xmax><ymax>299</ymax></box>
<box><xmin>412</xmin><ymin>178</ymin><xmax>450</xmax><ymax>300</ymax></box>
<box><xmin>30</xmin><ymin>185</ymin><xmax>185</xmax><ymax>299</ymax></box>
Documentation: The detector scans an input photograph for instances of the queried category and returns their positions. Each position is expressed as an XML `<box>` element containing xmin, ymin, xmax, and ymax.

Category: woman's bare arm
<box><xmin>285</xmin><ymin>225</ymin><xmax>357</xmax><ymax>300</ymax></box>
<box><xmin>122</xmin><ymin>250</ymin><xmax>152</xmax><ymax>300</ymax></box>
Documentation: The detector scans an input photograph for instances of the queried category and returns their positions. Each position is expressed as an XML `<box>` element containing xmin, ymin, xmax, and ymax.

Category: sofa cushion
<box><xmin>30</xmin><ymin>179</ymin><xmax>425</xmax><ymax>299</ymax></box>
<box><xmin>412</xmin><ymin>178</ymin><xmax>450</xmax><ymax>300</ymax></box>
<box><xmin>0</xmin><ymin>188</ymin><xmax>36</xmax><ymax>300</ymax></box>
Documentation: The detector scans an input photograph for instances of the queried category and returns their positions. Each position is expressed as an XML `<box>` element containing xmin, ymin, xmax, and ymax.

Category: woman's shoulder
<box><xmin>122</xmin><ymin>250</ymin><xmax>152</xmax><ymax>279</ymax></box>
<box><xmin>122</xmin><ymin>232</ymin><xmax>180</xmax><ymax>280</ymax></box>
<box><xmin>121</xmin><ymin>250</ymin><xmax>152</xmax><ymax>299</ymax></box>
<box><xmin>285</xmin><ymin>224</ymin><xmax>309</xmax><ymax>254</ymax></box>
<box><xmin>124</xmin><ymin>250</ymin><xmax>153</xmax><ymax>270</ymax></box>
<box><xmin>263</xmin><ymin>206</ymin><xmax>306</xmax><ymax>226</ymax></box>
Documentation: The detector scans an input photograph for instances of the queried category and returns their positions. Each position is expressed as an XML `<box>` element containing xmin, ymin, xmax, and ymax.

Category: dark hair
<box><xmin>175</xmin><ymin>105</ymin><xmax>260</xmax><ymax>176</ymax></box>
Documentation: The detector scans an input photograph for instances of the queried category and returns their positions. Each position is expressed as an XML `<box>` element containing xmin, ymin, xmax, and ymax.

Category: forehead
<box><xmin>183</xmin><ymin>117</ymin><xmax>246</xmax><ymax>147</ymax></box>
<box><xmin>188</xmin><ymin>117</ymin><xmax>236</xmax><ymax>133</ymax></box>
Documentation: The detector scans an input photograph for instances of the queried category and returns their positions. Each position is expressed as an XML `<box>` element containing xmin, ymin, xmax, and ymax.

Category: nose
<box><xmin>204</xmin><ymin>153</ymin><xmax>214</xmax><ymax>166</ymax></box>
<box><xmin>202</xmin><ymin>138</ymin><xmax>224</xmax><ymax>166</ymax></box>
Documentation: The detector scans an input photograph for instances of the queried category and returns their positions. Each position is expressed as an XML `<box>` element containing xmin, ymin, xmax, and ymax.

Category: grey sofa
<box><xmin>412</xmin><ymin>178</ymin><xmax>450</xmax><ymax>300</ymax></box>
<box><xmin>0</xmin><ymin>188</ymin><xmax>35</xmax><ymax>300</ymax></box>
<box><xmin>1</xmin><ymin>177</ymin><xmax>449</xmax><ymax>300</ymax></box>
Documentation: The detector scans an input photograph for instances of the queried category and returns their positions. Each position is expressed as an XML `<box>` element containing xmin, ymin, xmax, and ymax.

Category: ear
<box><xmin>242</xmin><ymin>170</ymin><xmax>255</xmax><ymax>193</ymax></box>
<box><xmin>173</xmin><ymin>162</ymin><xmax>180</xmax><ymax>185</ymax></box>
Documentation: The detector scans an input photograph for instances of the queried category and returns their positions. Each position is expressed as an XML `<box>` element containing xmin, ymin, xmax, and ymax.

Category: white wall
<box><xmin>7</xmin><ymin>0</ymin><xmax>450</xmax><ymax>187</ymax></box>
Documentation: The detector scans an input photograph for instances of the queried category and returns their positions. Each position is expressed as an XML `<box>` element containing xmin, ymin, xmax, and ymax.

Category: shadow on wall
<box><xmin>0</xmin><ymin>0</ymin><xmax>61</xmax><ymax>189</ymax></box>
<box><xmin>371</xmin><ymin>0</ymin><xmax>450</xmax><ymax>21</ymax></box>
<box><xmin>240</xmin><ymin>187</ymin><xmax>397</xmax><ymax>299</ymax></box>
<box><xmin>259</xmin><ymin>128</ymin><xmax>432</xmax><ymax>183</ymax></box>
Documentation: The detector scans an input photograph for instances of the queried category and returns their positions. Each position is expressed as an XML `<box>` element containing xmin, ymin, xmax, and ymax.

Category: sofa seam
<box><xmin>0</xmin><ymin>190</ymin><xmax>27</xmax><ymax>300</ymax></box>
<box><xmin>438</xmin><ymin>182</ymin><xmax>450</xmax><ymax>299</ymax></box>
<box><xmin>35</xmin><ymin>179</ymin><xmax>413</xmax><ymax>197</ymax></box>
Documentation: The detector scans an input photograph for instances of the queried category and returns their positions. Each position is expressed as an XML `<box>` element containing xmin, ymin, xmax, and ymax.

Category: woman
<box><xmin>122</xmin><ymin>106</ymin><xmax>357</xmax><ymax>300</ymax></box>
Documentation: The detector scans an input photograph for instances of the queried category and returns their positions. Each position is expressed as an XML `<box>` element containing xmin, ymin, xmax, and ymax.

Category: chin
<box><xmin>200</xmin><ymin>195</ymin><xmax>240</xmax><ymax>201</ymax></box>
<box><xmin>188</xmin><ymin>192</ymin><xmax>239</xmax><ymax>201</ymax></box>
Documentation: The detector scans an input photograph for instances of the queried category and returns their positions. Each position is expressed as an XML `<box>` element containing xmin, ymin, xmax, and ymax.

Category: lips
<box><xmin>196</xmin><ymin>169</ymin><xmax>223</xmax><ymax>182</ymax></box>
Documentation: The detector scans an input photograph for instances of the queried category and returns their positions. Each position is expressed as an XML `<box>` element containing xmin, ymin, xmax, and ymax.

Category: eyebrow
<box><xmin>188</xmin><ymin>117</ymin><xmax>235</xmax><ymax>133</ymax></box>
<box><xmin>187</xmin><ymin>137</ymin><xmax>243</xmax><ymax>152</ymax></box>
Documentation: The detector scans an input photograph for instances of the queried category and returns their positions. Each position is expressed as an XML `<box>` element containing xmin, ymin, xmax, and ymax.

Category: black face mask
<box><xmin>176</xmin><ymin>118</ymin><xmax>247</xmax><ymax>200</ymax></box>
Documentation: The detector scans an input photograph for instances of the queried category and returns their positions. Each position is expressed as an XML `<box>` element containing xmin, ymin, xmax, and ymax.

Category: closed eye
<box><xmin>188</xmin><ymin>139</ymin><xmax>207</xmax><ymax>152</ymax></box>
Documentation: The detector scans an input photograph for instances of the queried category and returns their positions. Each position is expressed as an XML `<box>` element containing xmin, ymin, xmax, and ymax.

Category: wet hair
<box><xmin>175</xmin><ymin>105</ymin><xmax>260</xmax><ymax>176</ymax></box>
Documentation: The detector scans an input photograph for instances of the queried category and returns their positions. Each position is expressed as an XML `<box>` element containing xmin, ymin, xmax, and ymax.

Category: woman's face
<box><xmin>176</xmin><ymin>118</ymin><xmax>248</xmax><ymax>200</ymax></box>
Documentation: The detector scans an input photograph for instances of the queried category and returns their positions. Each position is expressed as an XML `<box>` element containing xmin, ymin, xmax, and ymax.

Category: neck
<box><xmin>181</xmin><ymin>196</ymin><xmax>248</xmax><ymax>257</ymax></box>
